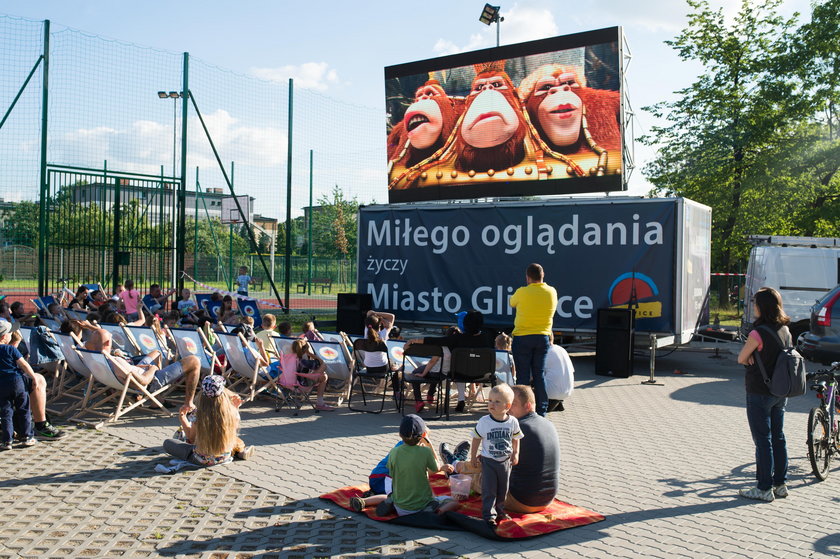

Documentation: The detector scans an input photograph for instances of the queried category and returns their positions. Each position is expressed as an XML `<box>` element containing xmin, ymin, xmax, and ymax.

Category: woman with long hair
<box><xmin>736</xmin><ymin>287</ymin><xmax>792</xmax><ymax>501</ymax></box>
<box><xmin>163</xmin><ymin>375</ymin><xmax>253</xmax><ymax>465</ymax></box>
<box><xmin>361</xmin><ymin>311</ymin><xmax>396</xmax><ymax>374</ymax></box>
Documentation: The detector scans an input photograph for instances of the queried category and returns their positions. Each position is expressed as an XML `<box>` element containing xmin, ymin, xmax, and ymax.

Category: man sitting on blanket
<box><xmin>85</xmin><ymin>328</ymin><xmax>200</xmax><ymax>412</ymax></box>
<box><xmin>441</xmin><ymin>385</ymin><xmax>560</xmax><ymax>514</ymax></box>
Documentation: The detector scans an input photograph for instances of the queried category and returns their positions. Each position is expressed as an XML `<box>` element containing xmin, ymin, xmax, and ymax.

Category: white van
<box><xmin>742</xmin><ymin>236</ymin><xmax>840</xmax><ymax>338</ymax></box>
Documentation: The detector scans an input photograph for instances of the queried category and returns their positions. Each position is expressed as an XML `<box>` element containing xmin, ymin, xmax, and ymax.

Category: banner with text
<box><xmin>358</xmin><ymin>200</ymin><xmax>677</xmax><ymax>331</ymax></box>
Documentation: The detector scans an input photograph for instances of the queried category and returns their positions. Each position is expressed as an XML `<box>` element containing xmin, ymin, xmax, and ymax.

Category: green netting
<box><xmin>0</xmin><ymin>15</ymin><xmax>387</xmax><ymax>313</ymax></box>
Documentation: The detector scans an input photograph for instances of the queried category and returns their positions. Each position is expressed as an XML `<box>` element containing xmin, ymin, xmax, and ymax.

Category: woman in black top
<box><xmin>736</xmin><ymin>287</ymin><xmax>792</xmax><ymax>502</ymax></box>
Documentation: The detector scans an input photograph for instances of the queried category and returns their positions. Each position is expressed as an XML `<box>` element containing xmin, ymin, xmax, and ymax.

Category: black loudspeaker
<box><xmin>336</xmin><ymin>293</ymin><xmax>373</xmax><ymax>335</ymax></box>
<box><xmin>595</xmin><ymin>308</ymin><xmax>635</xmax><ymax>377</ymax></box>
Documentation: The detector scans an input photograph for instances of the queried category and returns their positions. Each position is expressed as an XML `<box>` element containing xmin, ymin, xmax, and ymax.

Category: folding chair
<box><xmin>168</xmin><ymin>327</ymin><xmax>220</xmax><ymax>376</ymax></box>
<box><xmin>308</xmin><ymin>338</ymin><xmax>353</xmax><ymax>406</ymax></box>
<box><xmin>495</xmin><ymin>350</ymin><xmax>515</xmax><ymax>385</ymax></box>
<box><xmin>444</xmin><ymin>347</ymin><xmax>497</xmax><ymax>420</ymax></box>
<box><xmin>275</xmin><ymin>353</ymin><xmax>317</xmax><ymax>416</ymax></box>
<box><xmin>21</xmin><ymin>326</ymin><xmax>67</xmax><ymax>410</ymax></box>
<box><xmin>398</xmin><ymin>343</ymin><xmax>448</xmax><ymax>417</ymax></box>
<box><xmin>71</xmin><ymin>348</ymin><xmax>174</xmax><ymax>427</ymax></box>
<box><xmin>347</xmin><ymin>338</ymin><xmax>396</xmax><ymax>414</ymax></box>
<box><xmin>51</xmin><ymin>332</ymin><xmax>96</xmax><ymax>416</ymax></box>
<box><xmin>65</xmin><ymin>309</ymin><xmax>88</xmax><ymax>321</ymax></box>
<box><xmin>194</xmin><ymin>293</ymin><xmax>213</xmax><ymax>313</ymax></box>
<box><xmin>216</xmin><ymin>331</ymin><xmax>277</xmax><ymax>403</ymax></box>
<box><xmin>97</xmin><ymin>323</ymin><xmax>141</xmax><ymax>357</ymax></box>
<box><xmin>237</xmin><ymin>298</ymin><xmax>262</xmax><ymax>328</ymax></box>
<box><xmin>41</xmin><ymin>318</ymin><xmax>61</xmax><ymax>331</ymax></box>
<box><xmin>32</xmin><ymin>296</ymin><xmax>56</xmax><ymax>317</ymax></box>
<box><xmin>125</xmin><ymin>325</ymin><xmax>173</xmax><ymax>366</ymax></box>
<box><xmin>271</xmin><ymin>335</ymin><xmax>297</xmax><ymax>357</ymax></box>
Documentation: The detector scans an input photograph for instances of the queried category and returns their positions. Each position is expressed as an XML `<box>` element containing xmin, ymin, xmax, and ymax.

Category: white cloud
<box><xmin>249</xmin><ymin>62</ymin><xmax>341</xmax><ymax>92</ymax></box>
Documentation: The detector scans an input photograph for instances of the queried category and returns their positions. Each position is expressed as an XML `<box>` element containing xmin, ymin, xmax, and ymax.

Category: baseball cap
<box><xmin>0</xmin><ymin>320</ymin><xmax>12</xmax><ymax>337</ymax></box>
<box><xmin>399</xmin><ymin>414</ymin><xmax>427</xmax><ymax>439</ymax></box>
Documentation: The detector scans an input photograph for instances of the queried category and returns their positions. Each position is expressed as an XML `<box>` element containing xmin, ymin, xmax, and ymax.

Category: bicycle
<box><xmin>806</xmin><ymin>361</ymin><xmax>840</xmax><ymax>480</ymax></box>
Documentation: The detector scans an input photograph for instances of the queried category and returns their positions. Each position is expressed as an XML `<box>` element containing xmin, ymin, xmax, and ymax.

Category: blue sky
<box><xmin>1</xmin><ymin>0</ymin><xmax>812</xmax><ymax>216</ymax></box>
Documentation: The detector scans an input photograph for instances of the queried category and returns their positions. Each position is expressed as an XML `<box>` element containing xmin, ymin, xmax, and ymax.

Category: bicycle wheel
<box><xmin>807</xmin><ymin>407</ymin><xmax>832</xmax><ymax>481</ymax></box>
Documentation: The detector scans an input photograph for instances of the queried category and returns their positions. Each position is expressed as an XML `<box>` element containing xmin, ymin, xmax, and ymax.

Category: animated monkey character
<box><xmin>387</xmin><ymin>79</ymin><xmax>463</xmax><ymax>170</ymax></box>
<box><xmin>453</xmin><ymin>61</ymin><xmax>528</xmax><ymax>173</ymax></box>
<box><xmin>521</xmin><ymin>64</ymin><xmax>621</xmax><ymax>176</ymax></box>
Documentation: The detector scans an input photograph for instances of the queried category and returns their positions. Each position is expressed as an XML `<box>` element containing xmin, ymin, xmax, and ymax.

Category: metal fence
<box><xmin>1</xmin><ymin>15</ymin><xmax>383</xmax><ymax>314</ymax></box>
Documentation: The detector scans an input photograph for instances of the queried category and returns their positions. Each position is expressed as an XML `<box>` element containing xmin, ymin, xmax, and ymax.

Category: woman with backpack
<box><xmin>736</xmin><ymin>287</ymin><xmax>791</xmax><ymax>502</ymax></box>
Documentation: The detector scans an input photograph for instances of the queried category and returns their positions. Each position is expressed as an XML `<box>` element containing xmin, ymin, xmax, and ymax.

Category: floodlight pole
<box><xmin>496</xmin><ymin>14</ymin><xmax>500</xmax><ymax>47</ymax></box>
<box><xmin>284</xmin><ymin>78</ymin><xmax>293</xmax><ymax>314</ymax></box>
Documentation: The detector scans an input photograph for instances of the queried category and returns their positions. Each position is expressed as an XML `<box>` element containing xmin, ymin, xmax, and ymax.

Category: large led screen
<box><xmin>386</xmin><ymin>27</ymin><xmax>624</xmax><ymax>203</ymax></box>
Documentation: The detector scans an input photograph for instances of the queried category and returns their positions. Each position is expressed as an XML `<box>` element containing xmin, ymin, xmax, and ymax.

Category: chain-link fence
<box><xmin>1</xmin><ymin>15</ymin><xmax>385</xmax><ymax>316</ymax></box>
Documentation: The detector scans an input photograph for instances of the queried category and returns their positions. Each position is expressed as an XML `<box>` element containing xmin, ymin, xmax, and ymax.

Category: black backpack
<box><xmin>755</xmin><ymin>325</ymin><xmax>807</xmax><ymax>398</ymax></box>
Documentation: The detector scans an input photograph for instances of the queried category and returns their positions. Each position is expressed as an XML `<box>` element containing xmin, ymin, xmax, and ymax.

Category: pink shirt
<box><xmin>120</xmin><ymin>289</ymin><xmax>140</xmax><ymax>314</ymax></box>
<box><xmin>748</xmin><ymin>330</ymin><xmax>764</xmax><ymax>351</ymax></box>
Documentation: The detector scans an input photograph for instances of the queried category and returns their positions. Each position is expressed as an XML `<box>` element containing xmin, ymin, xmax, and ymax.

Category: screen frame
<box><xmin>385</xmin><ymin>26</ymin><xmax>625</xmax><ymax>203</ymax></box>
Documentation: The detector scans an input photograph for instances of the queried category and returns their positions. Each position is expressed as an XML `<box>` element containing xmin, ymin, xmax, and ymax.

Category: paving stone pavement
<box><xmin>2</xmin><ymin>344</ymin><xmax>840</xmax><ymax>558</ymax></box>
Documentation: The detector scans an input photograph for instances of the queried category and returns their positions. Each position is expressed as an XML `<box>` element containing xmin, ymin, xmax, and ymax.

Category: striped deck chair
<box><xmin>71</xmin><ymin>348</ymin><xmax>174</xmax><ymax>427</ymax></box>
<box><xmin>216</xmin><ymin>331</ymin><xmax>276</xmax><ymax>403</ymax></box>
<box><xmin>307</xmin><ymin>338</ymin><xmax>353</xmax><ymax>405</ymax></box>
<box><xmin>168</xmin><ymin>327</ymin><xmax>220</xmax><ymax>376</ymax></box>
<box><xmin>125</xmin><ymin>325</ymin><xmax>173</xmax><ymax>366</ymax></box>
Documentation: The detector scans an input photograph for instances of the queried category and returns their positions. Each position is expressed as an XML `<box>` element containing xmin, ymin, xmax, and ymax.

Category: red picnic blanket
<box><xmin>320</xmin><ymin>472</ymin><xmax>604</xmax><ymax>540</ymax></box>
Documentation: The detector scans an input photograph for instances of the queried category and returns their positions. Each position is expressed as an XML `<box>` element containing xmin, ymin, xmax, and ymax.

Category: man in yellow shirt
<box><xmin>509</xmin><ymin>263</ymin><xmax>558</xmax><ymax>416</ymax></box>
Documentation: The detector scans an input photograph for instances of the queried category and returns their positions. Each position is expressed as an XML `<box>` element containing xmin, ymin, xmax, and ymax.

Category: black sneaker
<box><xmin>455</xmin><ymin>400</ymin><xmax>465</xmax><ymax>413</ymax></box>
<box><xmin>439</xmin><ymin>443</ymin><xmax>457</xmax><ymax>465</ymax></box>
<box><xmin>454</xmin><ymin>441</ymin><xmax>470</xmax><ymax>462</ymax></box>
<box><xmin>35</xmin><ymin>423</ymin><xmax>66</xmax><ymax>441</ymax></box>
<box><xmin>375</xmin><ymin>497</ymin><xmax>394</xmax><ymax>516</ymax></box>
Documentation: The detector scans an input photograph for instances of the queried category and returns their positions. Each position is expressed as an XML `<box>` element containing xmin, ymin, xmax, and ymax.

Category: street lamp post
<box><xmin>478</xmin><ymin>4</ymin><xmax>503</xmax><ymax>47</ymax></box>
<box><xmin>157</xmin><ymin>90</ymin><xmax>182</xmax><ymax>290</ymax></box>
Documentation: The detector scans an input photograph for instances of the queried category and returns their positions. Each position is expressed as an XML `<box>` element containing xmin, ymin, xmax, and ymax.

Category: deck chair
<box><xmin>71</xmin><ymin>348</ymin><xmax>174</xmax><ymax>427</ymax></box>
<box><xmin>51</xmin><ymin>332</ymin><xmax>95</xmax><ymax>416</ymax></box>
<box><xmin>216</xmin><ymin>331</ymin><xmax>276</xmax><ymax>403</ymax></box>
<box><xmin>308</xmin><ymin>338</ymin><xmax>353</xmax><ymax>405</ymax></box>
<box><xmin>194</xmin><ymin>293</ymin><xmax>213</xmax><ymax>312</ymax></box>
<box><xmin>168</xmin><ymin>327</ymin><xmax>220</xmax><ymax>376</ymax></box>
<box><xmin>40</xmin><ymin>318</ymin><xmax>61</xmax><ymax>331</ymax></box>
<box><xmin>98</xmin><ymin>323</ymin><xmax>141</xmax><ymax>357</ymax></box>
<box><xmin>237</xmin><ymin>298</ymin><xmax>262</xmax><ymax>328</ymax></box>
<box><xmin>347</xmin><ymin>338</ymin><xmax>396</xmax><ymax>414</ymax></box>
<box><xmin>32</xmin><ymin>296</ymin><xmax>56</xmax><ymax>317</ymax></box>
<box><xmin>271</xmin><ymin>335</ymin><xmax>297</xmax><ymax>357</ymax></box>
<box><xmin>125</xmin><ymin>325</ymin><xmax>173</xmax><ymax>366</ymax></box>
<box><xmin>65</xmin><ymin>309</ymin><xmax>88</xmax><ymax>321</ymax></box>
<box><xmin>274</xmin><ymin>353</ymin><xmax>317</xmax><ymax>415</ymax></box>
<box><xmin>21</xmin><ymin>326</ymin><xmax>67</xmax><ymax>408</ymax></box>
<box><xmin>444</xmin><ymin>347</ymin><xmax>497</xmax><ymax>419</ymax></box>
<box><xmin>398</xmin><ymin>343</ymin><xmax>448</xmax><ymax>417</ymax></box>
<box><xmin>495</xmin><ymin>350</ymin><xmax>515</xmax><ymax>385</ymax></box>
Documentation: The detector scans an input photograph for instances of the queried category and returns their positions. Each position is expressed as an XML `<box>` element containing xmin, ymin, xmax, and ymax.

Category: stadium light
<box><xmin>157</xmin><ymin>91</ymin><xmax>168</xmax><ymax>98</ymax></box>
<box><xmin>168</xmin><ymin>91</ymin><xmax>180</xmax><ymax>98</ymax></box>
<box><xmin>478</xmin><ymin>4</ymin><xmax>503</xmax><ymax>47</ymax></box>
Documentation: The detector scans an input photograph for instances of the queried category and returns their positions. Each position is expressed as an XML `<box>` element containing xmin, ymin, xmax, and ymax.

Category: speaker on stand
<box><xmin>336</xmin><ymin>293</ymin><xmax>373</xmax><ymax>335</ymax></box>
<box><xmin>595</xmin><ymin>308</ymin><xmax>635</xmax><ymax>377</ymax></box>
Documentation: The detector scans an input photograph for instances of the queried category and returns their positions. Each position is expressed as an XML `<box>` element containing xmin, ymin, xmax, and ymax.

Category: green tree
<box><xmin>641</xmin><ymin>0</ymin><xmax>805</xmax><ymax>271</ymax></box>
<box><xmin>1</xmin><ymin>201</ymin><xmax>39</xmax><ymax>247</ymax></box>
<box><xmin>312</xmin><ymin>185</ymin><xmax>359</xmax><ymax>259</ymax></box>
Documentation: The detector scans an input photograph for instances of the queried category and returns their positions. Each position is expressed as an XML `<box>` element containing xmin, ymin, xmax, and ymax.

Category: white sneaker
<box><xmin>773</xmin><ymin>484</ymin><xmax>789</xmax><ymax>498</ymax></box>
<box><xmin>739</xmin><ymin>487</ymin><xmax>774</xmax><ymax>502</ymax></box>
